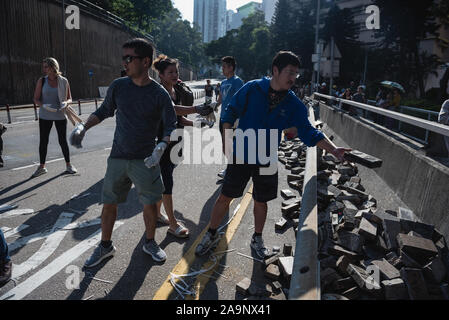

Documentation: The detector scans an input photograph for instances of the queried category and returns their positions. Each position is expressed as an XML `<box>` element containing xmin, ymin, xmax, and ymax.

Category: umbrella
<box><xmin>380</xmin><ymin>81</ymin><xmax>405</xmax><ymax>93</ymax></box>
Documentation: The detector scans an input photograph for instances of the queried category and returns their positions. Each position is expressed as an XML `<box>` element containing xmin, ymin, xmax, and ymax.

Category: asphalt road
<box><xmin>0</xmin><ymin>79</ymin><xmax>408</xmax><ymax>301</ymax></box>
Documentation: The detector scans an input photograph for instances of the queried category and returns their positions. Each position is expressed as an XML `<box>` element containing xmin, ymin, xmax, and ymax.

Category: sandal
<box><xmin>167</xmin><ymin>224</ymin><xmax>189</xmax><ymax>238</ymax></box>
<box><xmin>157</xmin><ymin>213</ymin><xmax>169</xmax><ymax>225</ymax></box>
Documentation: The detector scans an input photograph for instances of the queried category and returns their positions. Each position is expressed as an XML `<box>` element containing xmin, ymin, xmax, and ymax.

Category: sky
<box><xmin>172</xmin><ymin>0</ymin><xmax>263</xmax><ymax>23</ymax></box>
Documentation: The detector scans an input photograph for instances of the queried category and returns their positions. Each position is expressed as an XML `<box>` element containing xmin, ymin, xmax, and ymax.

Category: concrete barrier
<box><xmin>318</xmin><ymin>101</ymin><xmax>449</xmax><ymax>239</ymax></box>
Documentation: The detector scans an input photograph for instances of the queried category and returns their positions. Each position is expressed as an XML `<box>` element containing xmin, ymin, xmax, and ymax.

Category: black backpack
<box><xmin>174</xmin><ymin>81</ymin><xmax>194</xmax><ymax>106</ymax></box>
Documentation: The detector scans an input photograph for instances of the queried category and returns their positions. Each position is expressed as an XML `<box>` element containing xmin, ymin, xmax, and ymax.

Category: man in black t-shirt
<box><xmin>205</xmin><ymin>79</ymin><xmax>214</xmax><ymax>98</ymax></box>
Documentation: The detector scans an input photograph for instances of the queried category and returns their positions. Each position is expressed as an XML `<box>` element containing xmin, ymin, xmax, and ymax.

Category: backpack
<box><xmin>174</xmin><ymin>81</ymin><xmax>194</xmax><ymax>106</ymax></box>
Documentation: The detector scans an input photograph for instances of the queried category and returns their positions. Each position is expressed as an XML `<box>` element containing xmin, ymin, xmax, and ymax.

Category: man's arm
<box><xmin>316</xmin><ymin>135</ymin><xmax>351</xmax><ymax>161</ymax></box>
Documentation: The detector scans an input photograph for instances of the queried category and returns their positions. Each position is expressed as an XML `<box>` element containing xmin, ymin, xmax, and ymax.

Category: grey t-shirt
<box><xmin>39</xmin><ymin>78</ymin><xmax>66</xmax><ymax>121</ymax></box>
<box><xmin>93</xmin><ymin>77</ymin><xmax>177</xmax><ymax>159</ymax></box>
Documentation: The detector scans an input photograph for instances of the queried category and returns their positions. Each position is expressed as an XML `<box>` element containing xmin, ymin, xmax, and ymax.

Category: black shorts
<box><xmin>221</xmin><ymin>163</ymin><xmax>278</xmax><ymax>203</ymax></box>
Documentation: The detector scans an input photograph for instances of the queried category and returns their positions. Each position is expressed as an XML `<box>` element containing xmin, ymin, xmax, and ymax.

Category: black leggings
<box><xmin>39</xmin><ymin>119</ymin><xmax>70</xmax><ymax>164</ymax></box>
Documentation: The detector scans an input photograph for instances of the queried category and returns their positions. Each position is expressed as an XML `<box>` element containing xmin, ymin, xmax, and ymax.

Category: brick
<box><xmin>292</xmin><ymin>218</ymin><xmax>299</xmax><ymax>228</ymax></box>
<box><xmin>336</xmin><ymin>230</ymin><xmax>364</xmax><ymax>254</ymax></box>
<box><xmin>362</xmin><ymin>244</ymin><xmax>385</xmax><ymax>260</ymax></box>
<box><xmin>321</xmin><ymin>268</ymin><xmax>342</xmax><ymax>288</ymax></box>
<box><xmin>290</xmin><ymin>167</ymin><xmax>303</xmax><ymax>174</ymax></box>
<box><xmin>280</xmin><ymin>189</ymin><xmax>296</xmax><ymax>199</ymax></box>
<box><xmin>343</xmin><ymin>187</ymin><xmax>369</xmax><ymax>201</ymax></box>
<box><xmin>400</xmin><ymin>268</ymin><xmax>430</xmax><ymax>300</ymax></box>
<box><xmin>341</xmin><ymin>286</ymin><xmax>362</xmax><ymax>300</ymax></box>
<box><xmin>283</xmin><ymin>243</ymin><xmax>293</xmax><ymax>256</ymax></box>
<box><xmin>271</xmin><ymin>281</ymin><xmax>282</xmax><ymax>294</ymax></box>
<box><xmin>382</xmin><ymin>278</ymin><xmax>408</xmax><ymax>300</ymax></box>
<box><xmin>412</xmin><ymin>222</ymin><xmax>435</xmax><ymax>240</ymax></box>
<box><xmin>332</xmin><ymin>276</ymin><xmax>357</xmax><ymax>292</ymax></box>
<box><xmin>327</xmin><ymin>201</ymin><xmax>345</xmax><ymax>213</ymax></box>
<box><xmin>287</xmin><ymin>174</ymin><xmax>303</xmax><ymax>182</ymax></box>
<box><xmin>275</xmin><ymin>217</ymin><xmax>288</xmax><ymax>230</ymax></box>
<box><xmin>332</xmin><ymin>214</ymin><xmax>339</xmax><ymax>226</ymax></box>
<box><xmin>318</xmin><ymin>188</ymin><xmax>334</xmax><ymax>201</ymax></box>
<box><xmin>278</xmin><ymin>256</ymin><xmax>294</xmax><ymax>282</ymax></box>
<box><xmin>343</xmin><ymin>150</ymin><xmax>382</xmax><ymax>168</ymax></box>
<box><xmin>327</xmin><ymin>185</ymin><xmax>342</xmax><ymax>198</ymax></box>
<box><xmin>285</xmin><ymin>210</ymin><xmax>300</xmax><ymax>220</ymax></box>
<box><xmin>382</xmin><ymin>215</ymin><xmax>401</xmax><ymax>250</ymax></box>
<box><xmin>397</xmin><ymin>233</ymin><xmax>438</xmax><ymax>265</ymax></box>
<box><xmin>248</xmin><ymin>283</ymin><xmax>272</xmax><ymax>297</ymax></box>
<box><xmin>328</xmin><ymin>244</ymin><xmax>360</xmax><ymax>261</ymax></box>
<box><xmin>350</xmin><ymin>176</ymin><xmax>361</xmax><ymax>184</ymax></box>
<box><xmin>282</xmin><ymin>197</ymin><xmax>301</xmax><ymax>208</ymax></box>
<box><xmin>398</xmin><ymin>207</ymin><xmax>416</xmax><ymax>222</ymax></box>
<box><xmin>371</xmin><ymin>258</ymin><xmax>401</xmax><ymax>280</ymax></box>
<box><xmin>236</xmin><ymin>277</ymin><xmax>252</xmax><ymax>295</ymax></box>
<box><xmin>337</xmin><ymin>166</ymin><xmax>356</xmax><ymax>176</ymax></box>
<box><xmin>337</xmin><ymin>193</ymin><xmax>362</xmax><ymax>205</ymax></box>
<box><xmin>336</xmin><ymin>255</ymin><xmax>351</xmax><ymax>276</ymax></box>
<box><xmin>432</xmin><ymin>229</ymin><xmax>444</xmax><ymax>244</ymax></box>
<box><xmin>281</xmin><ymin>203</ymin><xmax>300</xmax><ymax>216</ymax></box>
<box><xmin>264</xmin><ymin>264</ymin><xmax>281</xmax><ymax>281</ymax></box>
<box><xmin>264</xmin><ymin>254</ymin><xmax>281</xmax><ymax>267</ymax></box>
<box><xmin>288</xmin><ymin>180</ymin><xmax>302</xmax><ymax>190</ymax></box>
<box><xmin>423</xmin><ymin>256</ymin><xmax>447</xmax><ymax>284</ymax></box>
<box><xmin>347</xmin><ymin>264</ymin><xmax>381</xmax><ymax>293</ymax></box>
<box><xmin>358</xmin><ymin>217</ymin><xmax>377</xmax><ymax>240</ymax></box>
<box><xmin>398</xmin><ymin>249</ymin><xmax>421</xmax><ymax>268</ymax></box>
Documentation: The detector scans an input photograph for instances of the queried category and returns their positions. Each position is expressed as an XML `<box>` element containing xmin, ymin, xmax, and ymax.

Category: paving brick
<box><xmin>423</xmin><ymin>256</ymin><xmax>447</xmax><ymax>284</ymax></box>
<box><xmin>336</xmin><ymin>230</ymin><xmax>364</xmax><ymax>254</ymax></box>
<box><xmin>371</xmin><ymin>258</ymin><xmax>401</xmax><ymax>280</ymax></box>
<box><xmin>400</xmin><ymin>268</ymin><xmax>430</xmax><ymax>300</ymax></box>
<box><xmin>278</xmin><ymin>256</ymin><xmax>294</xmax><ymax>282</ymax></box>
<box><xmin>347</xmin><ymin>264</ymin><xmax>382</xmax><ymax>293</ymax></box>
<box><xmin>382</xmin><ymin>215</ymin><xmax>401</xmax><ymax>250</ymax></box>
<box><xmin>336</xmin><ymin>255</ymin><xmax>352</xmax><ymax>277</ymax></box>
<box><xmin>397</xmin><ymin>233</ymin><xmax>438</xmax><ymax>265</ymax></box>
<box><xmin>328</xmin><ymin>244</ymin><xmax>360</xmax><ymax>261</ymax></box>
<box><xmin>248</xmin><ymin>283</ymin><xmax>272</xmax><ymax>297</ymax></box>
<box><xmin>236</xmin><ymin>277</ymin><xmax>252</xmax><ymax>295</ymax></box>
<box><xmin>337</xmin><ymin>193</ymin><xmax>362</xmax><ymax>206</ymax></box>
<box><xmin>292</xmin><ymin>218</ymin><xmax>299</xmax><ymax>228</ymax></box>
<box><xmin>287</xmin><ymin>174</ymin><xmax>303</xmax><ymax>182</ymax></box>
<box><xmin>343</xmin><ymin>187</ymin><xmax>369</xmax><ymax>201</ymax></box>
<box><xmin>285</xmin><ymin>210</ymin><xmax>300</xmax><ymax>220</ymax></box>
<box><xmin>283</xmin><ymin>243</ymin><xmax>293</xmax><ymax>256</ymax></box>
<box><xmin>358</xmin><ymin>217</ymin><xmax>377</xmax><ymax>241</ymax></box>
<box><xmin>362</xmin><ymin>244</ymin><xmax>385</xmax><ymax>260</ymax></box>
<box><xmin>412</xmin><ymin>222</ymin><xmax>435</xmax><ymax>240</ymax></box>
<box><xmin>280</xmin><ymin>189</ymin><xmax>296</xmax><ymax>199</ymax></box>
<box><xmin>382</xmin><ymin>278</ymin><xmax>408</xmax><ymax>300</ymax></box>
<box><xmin>264</xmin><ymin>254</ymin><xmax>281</xmax><ymax>267</ymax></box>
<box><xmin>398</xmin><ymin>249</ymin><xmax>422</xmax><ymax>268</ymax></box>
<box><xmin>337</xmin><ymin>166</ymin><xmax>356</xmax><ymax>176</ymax></box>
<box><xmin>343</xmin><ymin>150</ymin><xmax>382</xmax><ymax>168</ymax></box>
<box><xmin>282</xmin><ymin>197</ymin><xmax>301</xmax><ymax>208</ymax></box>
<box><xmin>275</xmin><ymin>217</ymin><xmax>288</xmax><ymax>230</ymax></box>
<box><xmin>332</xmin><ymin>276</ymin><xmax>357</xmax><ymax>292</ymax></box>
<box><xmin>271</xmin><ymin>281</ymin><xmax>282</xmax><ymax>294</ymax></box>
<box><xmin>264</xmin><ymin>264</ymin><xmax>281</xmax><ymax>281</ymax></box>
<box><xmin>327</xmin><ymin>201</ymin><xmax>345</xmax><ymax>213</ymax></box>
<box><xmin>281</xmin><ymin>203</ymin><xmax>300</xmax><ymax>216</ymax></box>
<box><xmin>327</xmin><ymin>185</ymin><xmax>342</xmax><ymax>198</ymax></box>
<box><xmin>287</xmin><ymin>180</ymin><xmax>302</xmax><ymax>190</ymax></box>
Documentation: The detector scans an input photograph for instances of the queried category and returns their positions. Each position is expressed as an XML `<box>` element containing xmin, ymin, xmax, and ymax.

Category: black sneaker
<box><xmin>195</xmin><ymin>231</ymin><xmax>220</xmax><ymax>256</ymax></box>
<box><xmin>250</xmin><ymin>235</ymin><xmax>270</xmax><ymax>259</ymax></box>
<box><xmin>0</xmin><ymin>156</ymin><xmax>3</xmax><ymax>168</ymax></box>
<box><xmin>0</xmin><ymin>260</ymin><xmax>12</xmax><ymax>287</ymax></box>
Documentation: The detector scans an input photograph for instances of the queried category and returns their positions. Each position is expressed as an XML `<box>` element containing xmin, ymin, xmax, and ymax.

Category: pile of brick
<box><xmin>315</xmin><ymin>153</ymin><xmax>449</xmax><ymax>300</ymax></box>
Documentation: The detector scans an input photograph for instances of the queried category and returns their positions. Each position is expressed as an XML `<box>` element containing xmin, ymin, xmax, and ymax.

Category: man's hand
<box><xmin>144</xmin><ymin>142</ymin><xmax>168</xmax><ymax>168</ymax></box>
<box><xmin>283</xmin><ymin>127</ymin><xmax>298</xmax><ymax>140</ymax></box>
<box><xmin>331</xmin><ymin>147</ymin><xmax>352</xmax><ymax>162</ymax></box>
<box><xmin>195</xmin><ymin>104</ymin><xmax>213</xmax><ymax>116</ymax></box>
<box><xmin>69</xmin><ymin>122</ymin><xmax>86</xmax><ymax>149</ymax></box>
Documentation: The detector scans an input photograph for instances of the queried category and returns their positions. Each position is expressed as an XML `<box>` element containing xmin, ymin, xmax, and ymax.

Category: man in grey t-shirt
<box><xmin>70</xmin><ymin>38</ymin><xmax>177</xmax><ymax>266</ymax></box>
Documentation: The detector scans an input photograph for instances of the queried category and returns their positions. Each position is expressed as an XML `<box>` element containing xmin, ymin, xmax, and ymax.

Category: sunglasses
<box><xmin>122</xmin><ymin>55</ymin><xmax>144</xmax><ymax>64</ymax></box>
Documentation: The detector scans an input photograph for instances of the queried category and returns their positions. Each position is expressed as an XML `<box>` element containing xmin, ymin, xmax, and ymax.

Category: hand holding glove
<box><xmin>69</xmin><ymin>122</ymin><xmax>86</xmax><ymax>149</ymax></box>
<box><xmin>144</xmin><ymin>141</ymin><xmax>168</xmax><ymax>168</ymax></box>
<box><xmin>195</xmin><ymin>103</ymin><xmax>214</xmax><ymax>116</ymax></box>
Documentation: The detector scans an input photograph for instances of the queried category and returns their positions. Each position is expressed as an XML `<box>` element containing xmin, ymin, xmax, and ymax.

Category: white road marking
<box><xmin>0</xmin><ymin>209</ymin><xmax>34</xmax><ymax>219</ymax></box>
<box><xmin>16</xmin><ymin>116</ymin><xmax>35</xmax><ymax>120</ymax></box>
<box><xmin>12</xmin><ymin>212</ymin><xmax>74</xmax><ymax>279</ymax></box>
<box><xmin>4</xmin><ymin>224</ymin><xmax>30</xmax><ymax>238</ymax></box>
<box><xmin>12</xmin><ymin>158</ymin><xmax>64</xmax><ymax>171</ymax></box>
<box><xmin>0</xmin><ymin>204</ymin><xmax>19</xmax><ymax>212</ymax></box>
<box><xmin>0</xmin><ymin>222</ymin><xmax>124</xmax><ymax>300</ymax></box>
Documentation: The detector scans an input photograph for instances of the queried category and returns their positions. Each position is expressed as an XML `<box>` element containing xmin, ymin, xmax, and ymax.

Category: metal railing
<box><xmin>289</xmin><ymin>105</ymin><xmax>320</xmax><ymax>300</ymax></box>
<box><xmin>313</xmin><ymin>93</ymin><xmax>449</xmax><ymax>144</ymax></box>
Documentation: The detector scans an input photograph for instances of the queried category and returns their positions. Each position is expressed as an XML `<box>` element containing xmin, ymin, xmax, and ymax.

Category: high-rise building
<box><xmin>194</xmin><ymin>0</ymin><xmax>227</xmax><ymax>43</ymax></box>
<box><xmin>262</xmin><ymin>0</ymin><xmax>278</xmax><ymax>24</ymax></box>
<box><xmin>227</xmin><ymin>1</ymin><xmax>263</xmax><ymax>31</ymax></box>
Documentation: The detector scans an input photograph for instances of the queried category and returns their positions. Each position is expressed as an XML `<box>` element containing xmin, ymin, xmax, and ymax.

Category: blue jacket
<box><xmin>221</xmin><ymin>77</ymin><xmax>324</xmax><ymax>164</ymax></box>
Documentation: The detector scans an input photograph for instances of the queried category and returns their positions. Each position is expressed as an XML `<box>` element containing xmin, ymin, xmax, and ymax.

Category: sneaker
<box><xmin>84</xmin><ymin>243</ymin><xmax>116</xmax><ymax>268</ymax></box>
<box><xmin>0</xmin><ymin>125</ymin><xmax>6</xmax><ymax>135</ymax></box>
<box><xmin>195</xmin><ymin>231</ymin><xmax>219</xmax><ymax>256</ymax></box>
<box><xmin>0</xmin><ymin>156</ymin><xmax>3</xmax><ymax>168</ymax></box>
<box><xmin>250</xmin><ymin>235</ymin><xmax>269</xmax><ymax>259</ymax></box>
<box><xmin>32</xmin><ymin>166</ymin><xmax>47</xmax><ymax>178</ymax></box>
<box><xmin>217</xmin><ymin>169</ymin><xmax>226</xmax><ymax>179</ymax></box>
<box><xmin>66</xmin><ymin>164</ymin><xmax>77</xmax><ymax>174</ymax></box>
<box><xmin>143</xmin><ymin>239</ymin><xmax>166</xmax><ymax>262</ymax></box>
<box><xmin>0</xmin><ymin>260</ymin><xmax>12</xmax><ymax>287</ymax></box>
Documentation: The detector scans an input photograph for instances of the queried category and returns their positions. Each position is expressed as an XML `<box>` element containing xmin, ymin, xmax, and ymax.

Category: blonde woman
<box><xmin>32</xmin><ymin>57</ymin><xmax>77</xmax><ymax>177</ymax></box>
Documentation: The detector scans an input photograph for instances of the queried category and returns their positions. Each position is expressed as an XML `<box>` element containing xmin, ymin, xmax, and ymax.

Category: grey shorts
<box><xmin>102</xmin><ymin>157</ymin><xmax>164</xmax><ymax>205</ymax></box>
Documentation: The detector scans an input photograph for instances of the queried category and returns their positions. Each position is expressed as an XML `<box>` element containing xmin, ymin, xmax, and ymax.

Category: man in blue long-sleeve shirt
<box><xmin>70</xmin><ymin>38</ymin><xmax>177</xmax><ymax>266</ymax></box>
<box><xmin>196</xmin><ymin>51</ymin><xmax>351</xmax><ymax>258</ymax></box>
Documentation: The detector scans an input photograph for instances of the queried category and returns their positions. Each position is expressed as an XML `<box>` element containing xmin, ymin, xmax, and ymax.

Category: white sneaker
<box><xmin>66</xmin><ymin>164</ymin><xmax>77</xmax><ymax>174</ymax></box>
<box><xmin>32</xmin><ymin>167</ymin><xmax>47</xmax><ymax>178</ymax></box>
<box><xmin>217</xmin><ymin>169</ymin><xmax>226</xmax><ymax>179</ymax></box>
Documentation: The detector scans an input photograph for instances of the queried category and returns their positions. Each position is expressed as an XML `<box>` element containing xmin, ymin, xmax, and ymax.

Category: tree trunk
<box><xmin>414</xmin><ymin>45</ymin><xmax>425</xmax><ymax>98</ymax></box>
<box><xmin>439</xmin><ymin>66</ymin><xmax>449</xmax><ymax>103</ymax></box>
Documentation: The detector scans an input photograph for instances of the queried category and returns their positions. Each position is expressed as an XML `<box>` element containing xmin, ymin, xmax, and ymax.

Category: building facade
<box><xmin>262</xmin><ymin>0</ymin><xmax>277</xmax><ymax>24</ymax></box>
<box><xmin>194</xmin><ymin>0</ymin><xmax>227</xmax><ymax>43</ymax></box>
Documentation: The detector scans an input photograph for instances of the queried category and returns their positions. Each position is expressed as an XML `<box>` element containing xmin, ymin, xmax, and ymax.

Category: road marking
<box><xmin>0</xmin><ymin>209</ymin><xmax>34</xmax><ymax>219</ymax></box>
<box><xmin>12</xmin><ymin>212</ymin><xmax>74</xmax><ymax>279</ymax></box>
<box><xmin>7</xmin><ymin>216</ymin><xmax>102</xmax><ymax>252</ymax></box>
<box><xmin>0</xmin><ymin>221</ymin><xmax>124</xmax><ymax>300</ymax></box>
<box><xmin>153</xmin><ymin>185</ymin><xmax>253</xmax><ymax>300</ymax></box>
<box><xmin>16</xmin><ymin>116</ymin><xmax>35</xmax><ymax>120</ymax></box>
<box><xmin>12</xmin><ymin>158</ymin><xmax>64</xmax><ymax>171</ymax></box>
<box><xmin>3</xmin><ymin>224</ymin><xmax>30</xmax><ymax>238</ymax></box>
<box><xmin>0</xmin><ymin>204</ymin><xmax>19</xmax><ymax>212</ymax></box>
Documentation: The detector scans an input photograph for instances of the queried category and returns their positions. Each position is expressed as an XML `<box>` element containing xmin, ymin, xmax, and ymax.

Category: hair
<box><xmin>221</xmin><ymin>56</ymin><xmax>236</xmax><ymax>71</ymax></box>
<box><xmin>122</xmin><ymin>38</ymin><xmax>154</xmax><ymax>63</ymax></box>
<box><xmin>271</xmin><ymin>51</ymin><xmax>301</xmax><ymax>74</ymax></box>
<box><xmin>152</xmin><ymin>54</ymin><xmax>178</xmax><ymax>74</ymax></box>
<box><xmin>43</xmin><ymin>57</ymin><xmax>62</xmax><ymax>75</ymax></box>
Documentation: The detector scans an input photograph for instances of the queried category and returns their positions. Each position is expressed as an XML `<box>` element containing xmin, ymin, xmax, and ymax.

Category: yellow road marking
<box><xmin>153</xmin><ymin>184</ymin><xmax>253</xmax><ymax>300</ymax></box>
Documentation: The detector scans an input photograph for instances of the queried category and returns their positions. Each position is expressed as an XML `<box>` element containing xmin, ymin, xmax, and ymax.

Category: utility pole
<box><xmin>329</xmin><ymin>37</ymin><xmax>335</xmax><ymax>96</ymax></box>
<box><xmin>363</xmin><ymin>49</ymin><xmax>368</xmax><ymax>85</ymax></box>
<box><xmin>62</xmin><ymin>0</ymin><xmax>67</xmax><ymax>76</ymax></box>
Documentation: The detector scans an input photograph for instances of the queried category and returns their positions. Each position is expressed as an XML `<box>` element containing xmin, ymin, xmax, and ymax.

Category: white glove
<box><xmin>144</xmin><ymin>142</ymin><xmax>168</xmax><ymax>168</ymax></box>
<box><xmin>69</xmin><ymin>122</ymin><xmax>86</xmax><ymax>149</ymax></box>
<box><xmin>60</xmin><ymin>101</ymin><xmax>68</xmax><ymax>110</ymax></box>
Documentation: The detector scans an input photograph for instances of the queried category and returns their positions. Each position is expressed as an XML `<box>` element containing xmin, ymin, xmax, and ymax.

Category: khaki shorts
<box><xmin>102</xmin><ymin>157</ymin><xmax>164</xmax><ymax>205</ymax></box>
